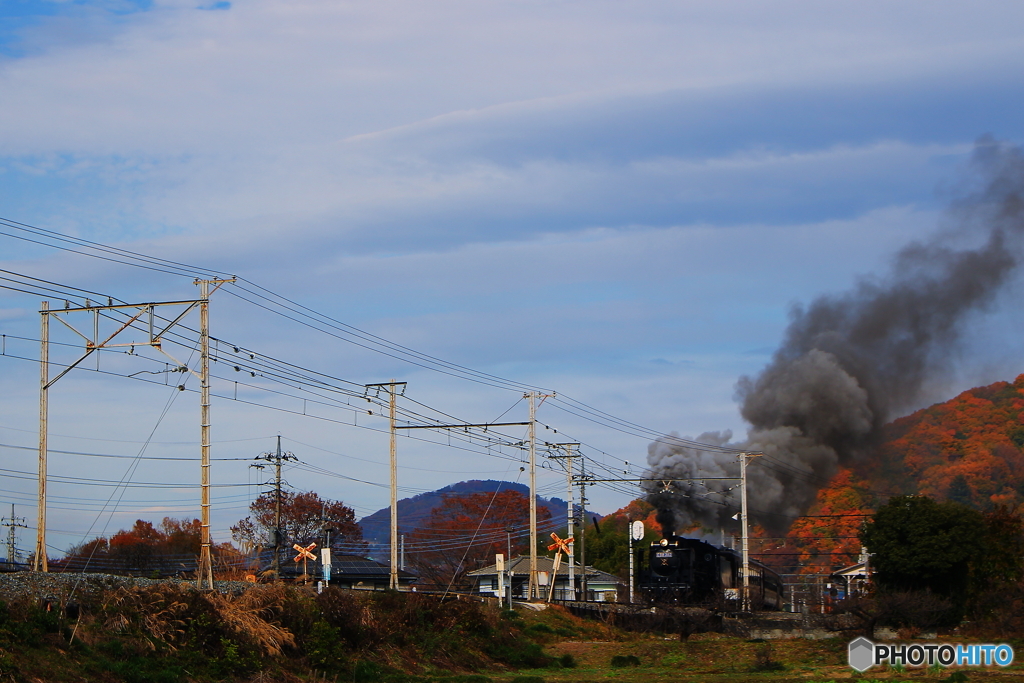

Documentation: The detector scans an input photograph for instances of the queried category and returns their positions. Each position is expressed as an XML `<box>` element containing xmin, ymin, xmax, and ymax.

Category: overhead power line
<box><xmin>0</xmin><ymin>219</ymin><xmax>742</xmax><ymax>458</ymax></box>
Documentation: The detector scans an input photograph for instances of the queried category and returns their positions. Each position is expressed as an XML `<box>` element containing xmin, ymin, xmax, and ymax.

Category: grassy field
<box><xmin>496</xmin><ymin>606</ymin><xmax>1024</xmax><ymax>683</ymax></box>
<box><xmin>1</xmin><ymin>575</ymin><xmax>1022</xmax><ymax>682</ymax></box>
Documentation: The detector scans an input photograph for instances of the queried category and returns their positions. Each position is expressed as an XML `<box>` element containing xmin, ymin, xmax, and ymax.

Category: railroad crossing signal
<box><xmin>293</xmin><ymin>542</ymin><xmax>317</xmax><ymax>585</ymax></box>
<box><xmin>293</xmin><ymin>542</ymin><xmax>317</xmax><ymax>562</ymax></box>
<box><xmin>546</xmin><ymin>532</ymin><xmax>574</xmax><ymax>603</ymax></box>
<box><xmin>547</xmin><ymin>532</ymin><xmax>573</xmax><ymax>554</ymax></box>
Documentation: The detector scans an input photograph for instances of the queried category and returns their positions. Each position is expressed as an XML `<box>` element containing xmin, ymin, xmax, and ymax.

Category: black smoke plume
<box><xmin>644</xmin><ymin>138</ymin><xmax>1024</xmax><ymax>535</ymax></box>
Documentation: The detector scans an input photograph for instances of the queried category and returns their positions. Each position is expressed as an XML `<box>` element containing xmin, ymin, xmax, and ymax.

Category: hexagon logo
<box><xmin>848</xmin><ymin>636</ymin><xmax>875</xmax><ymax>672</ymax></box>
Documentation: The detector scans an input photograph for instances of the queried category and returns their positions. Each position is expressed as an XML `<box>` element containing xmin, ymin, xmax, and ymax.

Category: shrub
<box><xmin>352</xmin><ymin>659</ymin><xmax>387</xmax><ymax>682</ymax></box>
<box><xmin>316</xmin><ymin>587</ymin><xmax>368</xmax><ymax>646</ymax></box>
<box><xmin>750</xmin><ymin>641</ymin><xmax>785</xmax><ymax>672</ymax></box>
<box><xmin>306</xmin><ymin>620</ymin><xmax>347</xmax><ymax>669</ymax></box>
<box><xmin>485</xmin><ymin>638</ymin><xmax>551</xmax><ymax>668</ymax></box>
<box><xmin>610</xmin><ymin>654</ymin><xmax>641</xmax><ymax>667</ymax></box>
<box><xmin>523</xmin><ymin>623</ymin><xmax>556</xmax><ymax>642</ymax></box>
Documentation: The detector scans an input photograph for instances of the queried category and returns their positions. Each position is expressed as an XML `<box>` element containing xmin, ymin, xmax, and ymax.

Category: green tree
<box><xmin>580</xmin><ymin>518</ymin><xmax>628</xmax><ymax>577</ymax></box>
<box><xmin>861</xmin><ymin>496</ymin><xmax>984</xmax><ymax>595</ymax></box>
<box><xmin>579</xmin><ymin>510</ymin><xmax>661</xmax><ymax>580</ymax></box>
<box><xmin>860</xmin><ymin>495</ymin><xmax>1001</xmax><ymax>622</ymax></box>
<box><xmin>971</xmin><ymin>506</ymin><xmax>1024</xmax><ymax>598</ymax></box>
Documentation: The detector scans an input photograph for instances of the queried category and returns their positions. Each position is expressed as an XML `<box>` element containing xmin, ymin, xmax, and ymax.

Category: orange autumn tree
<box><xmin>56</xmin><ymin>517</ymin><xmax>206</xmax><ymax>575</ymax></box>
<box><xmin>783</xmin><ymin>468</ymin><xmax>874</xmax><ymax>575</ymax></box>
<box><xmin>406</xmin><ymin>489</ymin><xmax>550</xmax><ymax>590</ymax></box>
<box><xmin>868</xmin><ymin>375</ymin><xmax>1024</xmax><ymax>508</ymax></box>
<box><xmin>231</xmin><ymin>490</ymin><xmax>363</xmax><ymax>551</ymax></box>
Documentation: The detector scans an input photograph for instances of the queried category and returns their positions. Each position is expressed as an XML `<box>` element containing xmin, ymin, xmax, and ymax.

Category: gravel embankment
<box><xmin>0</xmin><ymin>571</ymin><xmax>256</xmax><ymax>604</ymax></box>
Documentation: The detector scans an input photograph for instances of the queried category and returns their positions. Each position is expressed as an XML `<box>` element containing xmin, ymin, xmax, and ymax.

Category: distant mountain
<box><xmin>359</xmin><ymin>479</ymin><xmax>594</xmax><ymax>546</ymax></box>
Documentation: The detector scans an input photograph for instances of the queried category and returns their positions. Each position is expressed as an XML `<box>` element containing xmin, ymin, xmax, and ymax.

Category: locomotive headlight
<box><xmin>660</xmin><ymin>539</ymin><xmax>669</xmax><ymax>546</ymax></box>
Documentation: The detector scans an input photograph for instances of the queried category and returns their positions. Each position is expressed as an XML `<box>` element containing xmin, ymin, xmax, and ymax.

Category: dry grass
<box><xmin>204</xmin><ymin>585</ymin><xmax>295</xmax><ymax>656</ymax></box>
<box><xmin>102</xmin><ymin>584</ymin><xmax>191</xmax><ymax>649</ymax></box>
<box><xmin>101</xmin><ymin>583</ymin><xmax>294</xmax><ymax>656</ymax></box>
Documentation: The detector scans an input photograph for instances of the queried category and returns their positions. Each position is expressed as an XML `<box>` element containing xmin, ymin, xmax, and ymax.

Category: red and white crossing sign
<box><xmin>547</xmin><ymin>532</ymin><xmax>573</xmax><ymax>554</ymax></box>
<box><xmin>293</xmin><ymin>542</ymin><xmax>317</xmax><ymax>562</ymax></box>
<box><xmin>545</xmin><ymin>532</ymin><xmax>574</xmax><ymax>603</ymax></box>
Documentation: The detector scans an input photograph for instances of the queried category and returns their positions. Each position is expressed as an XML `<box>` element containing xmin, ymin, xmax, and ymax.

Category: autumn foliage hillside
<box><xmin>783</xmin><ymin>374</ymin><xmax>1024</xmax><ymax>574</ymax></box>
<box><xmin>866</xmin><ymin>374</ymin><xmax>1024</xmax><ymax>508</ymax></box>
<box><xmin>601</xmin><ymin>374</ymin><xmax>1024</xmax><ymax>578</ymax></box>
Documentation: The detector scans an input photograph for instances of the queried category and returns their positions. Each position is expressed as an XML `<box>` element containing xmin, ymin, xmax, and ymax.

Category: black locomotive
<box><xmin>639</xmin><ymin>535</ymin><xmax>784</xmax><ymax>610</ymax></box>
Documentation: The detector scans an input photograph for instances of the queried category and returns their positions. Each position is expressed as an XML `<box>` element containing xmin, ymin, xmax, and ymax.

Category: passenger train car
<box><xmin>639</xmin><ymin>535</ymin><xmax>784</xmax><ymax>610</ymax></box>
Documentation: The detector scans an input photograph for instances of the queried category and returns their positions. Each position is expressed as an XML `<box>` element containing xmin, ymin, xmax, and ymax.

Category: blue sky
<box><xmin>3</xmin><ymin>0</ymin><xmax>1024</xmax><ymax>556</ymax></box>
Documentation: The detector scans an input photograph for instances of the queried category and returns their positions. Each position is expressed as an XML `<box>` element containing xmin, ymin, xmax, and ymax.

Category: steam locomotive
<box><xmin>638</xmin><ymin>535</ymin><xmax>785</xmax><ymax>610</ymax></box>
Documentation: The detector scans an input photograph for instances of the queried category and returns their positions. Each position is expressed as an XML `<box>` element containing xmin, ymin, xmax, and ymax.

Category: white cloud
<box><xmin>3</xmin><ymin>0</ymin><xmax>1024</xmax><ymax>156</ymax></box>
<box><xmin>3</xmin><ymin>0</ymin><xmax>1024</xmax><ymax>542</ymax></box>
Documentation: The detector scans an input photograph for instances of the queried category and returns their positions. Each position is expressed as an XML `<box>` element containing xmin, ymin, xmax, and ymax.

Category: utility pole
<box><xmin>548</xmin><ymin>443</ymin><xmax>580</xmax><ymax>600</ymax></box>
<box><xmin>739</xmin><ymin>451</ymin><xmax>761</xmax><ymax>611</ymax></box>
<box><xmin>35</xmin><ymin>281</ymin><xmax>234</xmax><ymax>577</ymax></box>
<box><xmin>322</xmin><ymin>513</ymin><xmax>331</xmax><ymax>588</ymax></box>
<box><xmin>506</xmin><ymin>527</ymin><xmax>514</xmax><ymax>608</ymax></box>
<box><xmin>366</xmin><ymin>381</ymin><xmax>406</xmax><ymax>590</ymax></box>
<box><xmin>255</xmin><ymin>436</ymin><xmax>297</xmax><ymax>579</ymax></box>
<box><xmin>628</xmin><ymin>521</ymin><xmax>634</xmax><ymax>604</ymax></box>
<box><xmin>3</xmin><ymin>505</ymin><xmax>27</xmax><ymax>568</ymax></box>
<box><xmin>577</xmin><ymin>471</ymin><xmax>589</xmax><ymax>601</ymax></box>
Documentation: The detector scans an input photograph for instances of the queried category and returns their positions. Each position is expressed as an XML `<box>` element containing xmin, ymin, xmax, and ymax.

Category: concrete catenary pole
<box><xmin>739</xmin><ymin>452</ymin><xmax>760</xmax><ymax>610</ymax></box>
<box><xmin>35</xmin><ymin>301</ymin><xmax>48</xmax><ymax>572</ymax></box>
<box><xmin>365</xmin><ymin>381</ymin><xmax>406</xmax><ymax>590</ymax></box>
<box><xmin>197</xmin><ymin>279</ymin><xmax>214</xmax><ymax>590</ymax></box>
<box><xmin>628</xmin><ymin>521</ymin><xmax>635</xmax><ymax>604</ymax></box>
<box><xmin>579</xmin><ymin>473</ymin><xmax>588</xmax><ymax>601</ymax></box>
<box><xmin>389</xmin><ymin>379</ymin><xmax>398</xmax><ymax>590</ymax></box>
<box><xmin>527</xmin><ymin>391</ymin><xmax>538</xmax><ymax>599</ymax></box>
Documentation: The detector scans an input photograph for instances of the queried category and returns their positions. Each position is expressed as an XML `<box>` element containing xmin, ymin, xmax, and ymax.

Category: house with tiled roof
<box><xmin>466</xmin><ymin>555</ymin><xmax>621</xmax><ymax>602</ymax></box>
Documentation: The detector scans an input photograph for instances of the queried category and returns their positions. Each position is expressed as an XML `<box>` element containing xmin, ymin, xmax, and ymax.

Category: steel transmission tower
<box><xmin>2</xmin><ymin>505</ymin><xmax>27</xmax><ymax>568</ymax></box>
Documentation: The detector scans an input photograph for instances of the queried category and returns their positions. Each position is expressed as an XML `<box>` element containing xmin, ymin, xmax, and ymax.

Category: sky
<box><xmin>3</xmin><ymin>0</ymin><xmax>1024</xmax><ymax>559</ymax></box>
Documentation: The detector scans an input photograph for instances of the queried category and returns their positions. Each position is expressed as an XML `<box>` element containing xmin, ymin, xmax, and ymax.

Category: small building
<box><xmin>327</xmin><ymin>554</ymin><xmax>417</xmax><ymax>590</ymax></box>
<box><xmin>466</xmin><ymin>555</ymin><xmax>621</xmax><ymax>602</ymax></box>
<box><xmin>830</xmin><ymin>548</ymin><xmax>872</xmax><ymax>600</ymax></box>
<box><xmin>257</xmin><ymin>551</ymin><xmax>417</xmax><ymax>590</ymax></box>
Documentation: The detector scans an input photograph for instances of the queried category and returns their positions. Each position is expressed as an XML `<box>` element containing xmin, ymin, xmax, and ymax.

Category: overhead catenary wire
<box><xmin>0</xmin><ymin>233</ymin><xmax>869</xmax><ymax>563</ymax></box>
<box><xmin>0</xmin><ymin>225</ymin><xmax>739</xmax><ymax>455</ymax></box>
<box><xmin>3</xmin><ymin>346</ymin><xmax>841</xmax><ymax>529</ymax></box>
<box><xmin>1</xmin><ymin>271</ymin><xmax>670</xmax><ymax>506</ymax></box>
